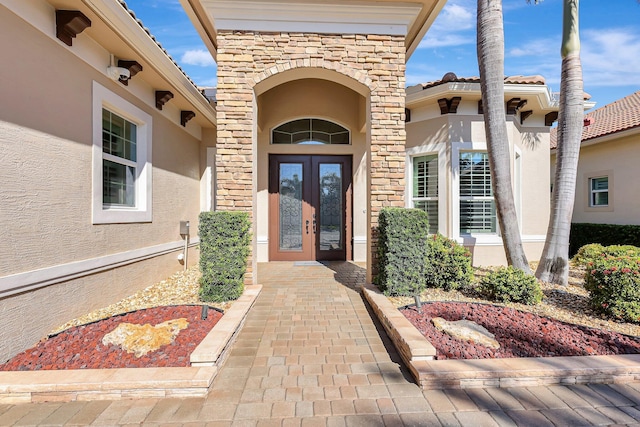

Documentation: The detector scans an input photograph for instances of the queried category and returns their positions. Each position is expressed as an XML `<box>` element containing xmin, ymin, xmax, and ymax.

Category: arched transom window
<box><xmin>272</xmin><ymin>118</ymin><xmax>350</xmax><ymax>145</ymax></box>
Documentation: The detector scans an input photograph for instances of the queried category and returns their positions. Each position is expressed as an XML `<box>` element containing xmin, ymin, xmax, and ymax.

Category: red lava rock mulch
<box><xmin>401</xmin><ymin>302</ymin><xmax>640</xmax><ymax>360</ymax></box>
<box><xmin>0</xmin><ymin>305</ymin><xmax>222</xmax><ymax>371</ymax></box>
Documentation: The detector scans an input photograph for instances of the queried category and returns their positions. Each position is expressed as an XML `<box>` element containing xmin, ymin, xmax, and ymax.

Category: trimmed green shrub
<box><xmin>199</xmin><ymin>211</ymin><xmax>251</xmax><ymax>302</ymax></box>
<box><xmin>570</xmin><ymin>223</ymin><xmax>640</xmax><ymax>256</ymax></box>
<box><xmin>480</xmin><ymin>266</ymin><xmax>543</xmax><ymax>305</ymax></box>
<box><xmin>584</xmin><ymin>255</ymin><xmax>640</xmax><ymax>323</ymax></box>
<box><xmin>424</xmin><ymin>234</ymin><xmax>473</xmax><ymax>291</ymax></box>
<box><xmin>573</xmin><ymin>244</ymin><xmax>640</xmax><ymax>268</ymax></box>
<box><xmin>375</xmin><ymin>208</ymin><xmax>429</xmax><ymax>296</ymax></box>
<box><xmin>571</xmin><ymin>243</ymin><xmax>605</xmax><ymax>267</ymax></box>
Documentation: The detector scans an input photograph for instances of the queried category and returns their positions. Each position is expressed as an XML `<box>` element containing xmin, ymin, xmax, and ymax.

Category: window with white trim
<box><xmin>589</xmin><ymin>176</ymin><xmax>609</xmax><ymax>207</ymax></box>
<box><xmin>412</xmin><ymin>154</ymin><xmax>438</xmax><ymax>234</ymax></box>
<box><xmin>92</xmin><ymin>81</ymin><xmax>152</xmax><ymax>224</ymax></box>
<box><xmin>102</xmin><ymin>109</ymin><xmax>137</xmax><ymax>207</ymax></box>
<box><xmin>459</xmin><ymin>152</ymin><xmax>496</xmax><ymax>234</ymax></box>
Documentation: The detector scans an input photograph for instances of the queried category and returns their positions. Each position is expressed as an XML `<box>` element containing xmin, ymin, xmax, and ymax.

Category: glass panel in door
<box><xmin>278</xmin><ymin>163</ymin><xmax>304</xmax><ymax>251</ymax></box>
<box><xmin>318</xmin><ymin>163</ymin><xmax>343</xmax><ymax>251</ymax></box>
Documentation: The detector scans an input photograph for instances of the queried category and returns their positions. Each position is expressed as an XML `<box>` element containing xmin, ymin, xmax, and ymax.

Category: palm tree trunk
<box><xmin>477</xmin><ymin>0</ymin><xmax>531</xmax><ymax>273</ymax></box>
<box><xmin>536</xmin><ymin>0</ymin><xmax>583</xmax><ymax>285</ymax></box>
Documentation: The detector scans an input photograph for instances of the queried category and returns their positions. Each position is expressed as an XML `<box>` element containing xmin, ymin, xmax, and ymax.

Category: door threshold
<box><xmin>293</xmin><ymin>261</ymin><xmax>326</xmax><ymax>266</ymax></box>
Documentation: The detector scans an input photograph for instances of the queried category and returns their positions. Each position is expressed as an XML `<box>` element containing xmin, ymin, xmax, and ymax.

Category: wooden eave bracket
<box><xmin>56</xmin><ymin>10</ymin><xmax>91</xmax><ymax>47</ymax></box>
<box><xmin>437</xmin><ymin>97</ymin><xmax>462</xmax><ymax>115</ymax></box>
<box><xmin>155</xmin><ymin>91</ymin><xmax>174</xmax><ymax>110</ymax></box>
<box><xmin>506</xmin><ymin>98</ymin><xmax>527</xmax><ymax>115</ymax></box>
<box><xmin>117</xmin><ymin>60</ymin><xmax>143</xmax><ymax>86</ymax></box>
<box><xmin>545</xmin><ymin>111</ymin><xmax>559</xmax><ymax>126</ymax></box>
<box><xmin>520</xmin><ymin>110</ymin><xmax>533</xmax><ymax>125</ymax></box>
<box><xmin>181</xmin><ymin>110</ymin><xmax>196</xmax><ymax>127</ymax></box>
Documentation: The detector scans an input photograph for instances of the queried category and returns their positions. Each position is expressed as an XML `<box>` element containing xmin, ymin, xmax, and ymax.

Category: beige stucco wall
<box><xmin>514</xmin><ymin>128</ymin><xmax>551</xmax><ymax>237</ymax></box>
<box><xmin>405</xmin><ymin>103</ymin><xmax>550</xmax><ymax>266</ymax></box>
<box><xmin>551</xmin><ymin>133</ymin><xmax>640</xmax><ymax>225</ymax></box>
<box><xmin>0</xmin><ymin>7</ymin><xmax>205</xmax><ymax>276</ymax></box>
<box><xmin>255</xmin><ymin>78</ymin><xmax>368</xmax><ymax>261</ymax></box>
<box><xmin>0</xmin><ymin>5</ymin><xmax>211</xmax><ymax>359</ymax></box>
<box><xmin>0</xmin><ymin>250</ymin><xmax>199</xmax><ymax>362</ymax></box>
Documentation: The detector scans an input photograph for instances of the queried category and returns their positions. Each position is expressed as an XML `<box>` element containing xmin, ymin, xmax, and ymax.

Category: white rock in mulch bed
<box><xmin>432</xmin><ymin>317</ymin><xmax>500</xmax><ymax>349</ymax></box>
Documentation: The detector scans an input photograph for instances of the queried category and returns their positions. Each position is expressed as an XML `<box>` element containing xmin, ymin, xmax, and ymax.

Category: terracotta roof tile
<box><xmin>411</xmin><ymin>72</ymin><xmax>547</xmax><ymax>91</ymax></box>
<box><xmin>550</xmin><ymin>90</ymin><xmax>640</xmax><ymax>149</ymax></box>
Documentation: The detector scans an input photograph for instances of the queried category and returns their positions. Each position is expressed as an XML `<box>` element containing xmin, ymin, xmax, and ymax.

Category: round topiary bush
<box><xmin>424</xmin><ymin>234</ymin><xmax>473</xmax><ymax>291</ymax></box>
<box><xmin>571</xmin><ymin>243</ymin><xmax>606</xmax><ymax>267</ymax></box>
<box><xmin>573</xmin><ymin>244</ymin><xmax>640</xmax><ymax>268</ymax></box>
<box><xmin>584</xmin><ymin>255</ymin><xmax>640</xmax><ymax>323</ymax></box>
<box><xmin>480</xmin><ymin>266</ymin><xmax>543</xmax><ymax>305</ymax></box>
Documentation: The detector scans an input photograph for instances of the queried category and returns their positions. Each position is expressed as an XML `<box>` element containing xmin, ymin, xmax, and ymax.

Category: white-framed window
<box><xmin>589</xmin><ymin>176</ymin><xmax>609</xmax><ymax>207</ymax></box>
<box><xmin>92</xmin><ymin>81</ymin><xmax>152</xmax><ymax>223</ymax></box>
<box><xmin>411</xmin><ymin>154</ymin><xmax>439</xmax><ymax>234</ymax></box>
<box><xmin>407</xmin><ymin>144</ymin><xmax>446</xmax><ymax>235</ymax></box>
<box><xmin>459</xmin><ymin>151</ymin><xmax>496</xmax><ymax>234</ymax></box>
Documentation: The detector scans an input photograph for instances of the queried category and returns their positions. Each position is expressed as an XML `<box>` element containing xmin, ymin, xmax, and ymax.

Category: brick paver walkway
<box><xmin>2</xmin><ymin>262</ymin><xmax>640</xmax><ymax>425</ymax></box>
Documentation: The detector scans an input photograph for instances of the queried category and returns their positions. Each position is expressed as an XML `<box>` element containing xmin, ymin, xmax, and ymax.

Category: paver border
<box><xmin>0</xmin><ymin>285</ymin><xmax>262</xmax><ymax>404</ymax></box>
<box><xmin>362</xmin><ymin>283</ymin><xmax>640</xmax><ymax>389</ymax></box>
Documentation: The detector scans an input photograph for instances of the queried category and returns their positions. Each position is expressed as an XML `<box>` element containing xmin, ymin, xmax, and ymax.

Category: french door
<box><xmin>269</xmin><ymin>155</ymin><xmax>352</xmax><ymax>261</ymax></box>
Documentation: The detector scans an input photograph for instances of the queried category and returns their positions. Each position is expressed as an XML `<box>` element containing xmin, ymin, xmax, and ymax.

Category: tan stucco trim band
<box><xmin>0</xmin><ymin>238</ymin><xmax>199</xmax><ymax>298</ymax></box>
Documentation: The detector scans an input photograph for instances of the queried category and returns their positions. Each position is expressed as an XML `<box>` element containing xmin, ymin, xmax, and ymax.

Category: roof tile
<box><xmin>410</xmin><ymin>72</ymin><xmax>547</xmax><ymax>91</ymax></box>
<box><xmin>550</xmin><ymin>90</ymin><xmax>640</xmax><ymax>149</ymax></box>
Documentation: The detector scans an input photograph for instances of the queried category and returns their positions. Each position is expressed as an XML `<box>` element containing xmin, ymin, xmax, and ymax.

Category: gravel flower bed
<box><xmin>401</xmin><ymin>302</ymin><xmax>640</xmax><ymax>360</ymax></box>
<box><xmin>3</xmin><ymin>305</ymin><xmax>223</xmax><ymax>370</ymax></box>
<box><xmin>390</xmin><ymin>264</ymin><xmax>640</xmax><ymax>338</ymax></box>
<box><xmin>49</xmin><ymin>266</ymin><xmax>231</xmax><ymax>335</ymax></box>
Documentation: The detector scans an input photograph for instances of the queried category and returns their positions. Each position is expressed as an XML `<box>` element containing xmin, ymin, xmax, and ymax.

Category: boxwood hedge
<box><xmin>198</xmin><ymin>211</ymin><xmax>251</xmax><ymax>302</ymax></box>
<box><xmin>570</xmin><ymin>223</ymin><xmax>640</xmax><ymax>256</ymax></box>
<box><xmin>375</xmin><ymin>207</ymin><xmax>429</xmax><ymax>296</ymax></box>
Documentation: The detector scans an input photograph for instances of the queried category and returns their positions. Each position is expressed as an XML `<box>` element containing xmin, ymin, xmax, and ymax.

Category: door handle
<box><xmin>306</xmin><ymin>220</ymin><xmax>309</xmax><ymax>234</ymax></box>
<box><xmin>312</xmin><ymin>213</ymin><xmax>317</xmax><ymax>234</ymax></box>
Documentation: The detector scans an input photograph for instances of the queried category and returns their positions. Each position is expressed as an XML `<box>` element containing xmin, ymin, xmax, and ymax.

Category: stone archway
<box><xmin>215</xmin><ymin>32</ymin><xmax>407</xmax><ymax>284</ymax></box>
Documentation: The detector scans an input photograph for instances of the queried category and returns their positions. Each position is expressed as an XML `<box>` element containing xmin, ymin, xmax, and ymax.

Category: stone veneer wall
<box><xmin>216</xmin><ymin>31</ymin><xmax>407</xmax><ymax>283</ymax></box>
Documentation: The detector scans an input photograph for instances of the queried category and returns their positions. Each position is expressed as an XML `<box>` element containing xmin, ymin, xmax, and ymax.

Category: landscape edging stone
<box><xmin>361</xmin><ymin>283</ymin><xmax>640</xmax><ymax>389</ymax></box>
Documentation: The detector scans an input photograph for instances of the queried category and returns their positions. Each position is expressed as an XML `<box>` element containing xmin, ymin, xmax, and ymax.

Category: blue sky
<box><xmin>126</xmin><ymin>0</ymin><xmax>640</xmax><ymax>110</ymax></box>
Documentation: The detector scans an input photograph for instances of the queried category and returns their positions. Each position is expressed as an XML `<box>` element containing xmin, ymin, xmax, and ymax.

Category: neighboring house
<box><xmin>550</xmin><ymin>91</ymin><xmax>640</xmax><ymax>226</ymax></box>
<box><xmin>1</xmin><ymin>0</ymin><xmax>558</xmax><ymax>361</ymax></box>
<box><xmin>0</xmin><ymin>0</ymin><xmax>216</xmax><ymax>361</ymax></box>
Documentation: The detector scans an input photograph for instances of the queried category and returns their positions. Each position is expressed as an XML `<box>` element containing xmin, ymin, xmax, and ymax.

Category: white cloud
<box><xmin>581</xmin><ymin>28</ymin><xmax>640</xmax><ymax>87</ymax></box>
<box><xmin>435</xmin><ymin>3</ymin><xmax>475</xmax><ymax>31</ymax></box>
<box><xmin>419</xmin><ymin>34</ymin><xmax>475</xmax><ymax>49</ymax></box>
<box><xmin>180</xmin><ymin>49</ymin><xmax>215</xmax><ymax>67</ymax></box>
<box><xmin>418</xmin><ymin>1</ymin><xmax>475</xmax><ymax>49</ymax></box>
<box><xmin>507</xmin><ymin>38</ymin><xmax>556</xmax><ymax>58</ymax></box>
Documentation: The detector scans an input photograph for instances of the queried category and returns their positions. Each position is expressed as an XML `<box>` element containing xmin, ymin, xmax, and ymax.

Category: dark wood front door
<box><xmin>269</xmin><ymin>155</ymin><xmax>352</xmax><ymax>261</ymax></box>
